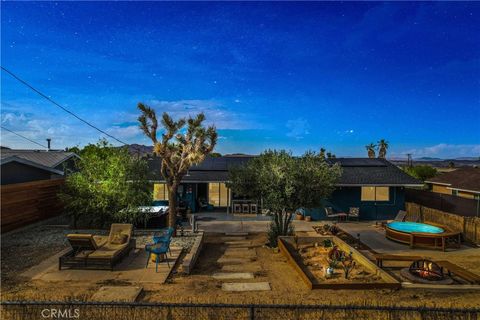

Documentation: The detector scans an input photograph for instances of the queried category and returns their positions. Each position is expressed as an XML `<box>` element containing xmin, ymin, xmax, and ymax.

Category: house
<box><xmin>425</xmin><ymin>167</ymin><xmax>480</xmax><ymax>200</ymax></box>
<box><xmin>148</xmin><ymin>156</ymin><xmax>422</xmax><ymax>220</ymax></box>
<box><xmin>0</xmin><ymin>149</ymin><xmax>78</xmax><ymax>185</ymax></box>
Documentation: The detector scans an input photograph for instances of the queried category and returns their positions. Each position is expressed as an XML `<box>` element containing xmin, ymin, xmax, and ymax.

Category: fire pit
<box><xmin>400</xmin><ymin>260</ymin><xmax>454</xmax><ymax>285</ymax></box>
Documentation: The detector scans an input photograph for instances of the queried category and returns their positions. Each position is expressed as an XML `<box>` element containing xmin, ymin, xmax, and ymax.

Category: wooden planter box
<box><xmin>278</xmin><ymin>236</ymin><xmax>400</xmax><ymax>290</ymax></box>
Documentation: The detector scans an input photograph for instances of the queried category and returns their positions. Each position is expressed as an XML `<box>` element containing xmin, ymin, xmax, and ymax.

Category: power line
<box><xmin>1</xmin><ymin>126</ymin><xmax>48</xmax><ymax>148</ymax></box>
<box><xmin>1</xmin><ymin>66</ymin><xmax>129</xmax><ymax>146</ymax></box>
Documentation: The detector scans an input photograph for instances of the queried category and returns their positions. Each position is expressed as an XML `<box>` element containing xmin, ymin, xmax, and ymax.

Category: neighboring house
<box><xmin>148</xmin><ymin>156</ymin><xmax>422</xmax><ymax>220</ymax></box>
<box><xmin>0</xmin><ymin>150</ymin><xmax>79</xmax><ymax>185</ymax></box>
<box><xmin>425</xmin><ymin>167</ymin><xmax>480</xmax><ymax>200</ymax></box>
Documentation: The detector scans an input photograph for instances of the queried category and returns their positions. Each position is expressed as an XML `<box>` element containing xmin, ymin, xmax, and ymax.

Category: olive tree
<box><xmin>228</xmin><ymin>150</ymin><xmax>342</xmax><ymax>247</ymax></box>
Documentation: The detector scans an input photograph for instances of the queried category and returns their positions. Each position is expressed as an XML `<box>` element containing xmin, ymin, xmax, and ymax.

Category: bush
<box><xmin>267</xmin><ymin>211</ymin><xmax>295</xmax><ymax>247</ymax></box>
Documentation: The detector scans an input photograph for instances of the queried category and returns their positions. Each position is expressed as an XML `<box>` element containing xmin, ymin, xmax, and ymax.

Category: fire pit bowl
<box><xmin>400</xmin><ymin>260</ymin><xmax>453</xmax><ymax>285</ymax></box>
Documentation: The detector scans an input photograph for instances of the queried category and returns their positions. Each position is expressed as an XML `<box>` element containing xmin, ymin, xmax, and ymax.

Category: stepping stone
<box><xmin>219</xmin><ymin>236</ymin><xmax>247</xmax><ymax>241</ymax></box>
<box><xmin>91</xmin><ymin>286</ymin><xmax>142</xmax><ymax>302</ymax></box>
<box><xmin>212</xmin><ymin>272</ymin><xmax>254</xmax><ymax>280</ymax></box>
<box><xmin>225</xmin><ymin>232</ymin><xmax>248</xmax><ymax>236</ymax></box>
<box><xmin>225</xmin><ymin>240</ymin><xmax>252</xmax><ymax>246</ymax></box>
<box><xmin>217</xmin><ymin>257</ymin><xmax>252</xmax><ymax>265</ymax></box>
<box><xmin>224</xmin><ymin>248</ymin><xmax>256</xmax><ymax>258</ymax></box>
<box><xmin>222</xmin><ymin>282</ymin><xmax>271</xmax><ymax>292</ymax></box>
<box><xmin>221</xmin><ymin>264</ymin><xmax>262</xmax><ymax>273</ymax></box>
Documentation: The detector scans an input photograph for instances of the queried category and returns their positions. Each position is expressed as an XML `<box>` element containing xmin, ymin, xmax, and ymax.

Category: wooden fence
<box><xmin>1</xmin><ymin>179</ymin><xmax>65</xmax><ymax>232</ymax></box>
<box><xmin>406</xmin><ymin>202</ymin><xmax>480</xmax><ymax>245</ymax></box>
<box><xmin>405</xmin><ymin>188</ymin><xmax>479</xmax><ymax>217</ymax></box>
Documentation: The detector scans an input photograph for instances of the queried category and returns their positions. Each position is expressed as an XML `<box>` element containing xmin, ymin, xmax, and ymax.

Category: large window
<box><xmin>153</xmin><ymin>183</ymin><xmax>168</xmax><ymax>200</ymax></box>
<box><xmin>361</xmin><ymin>186</ymin><xmax>389</xmax><ymax>201</ymax></box>
<box><xmin>209</xmin><ymin>183</ymin><xmax>230</xmax><ymax>207</ymax></box>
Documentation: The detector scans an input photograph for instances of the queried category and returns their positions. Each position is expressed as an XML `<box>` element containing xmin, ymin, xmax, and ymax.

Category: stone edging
<box><xmin>182</xmin><ymin>232</ymin><xmax>204</xmax><ymax>274</ymax></box>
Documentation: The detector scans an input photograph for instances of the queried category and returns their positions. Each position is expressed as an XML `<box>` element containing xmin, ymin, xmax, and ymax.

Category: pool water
<box><xmin>387</xmin><ymin>221</ymin><xmax>444</xmax><ymax>234</ymax></box>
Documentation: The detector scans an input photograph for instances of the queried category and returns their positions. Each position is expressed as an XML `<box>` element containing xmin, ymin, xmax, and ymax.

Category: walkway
<box><xmin>194</xmin><ymin>212</ymin><xmax>322</xmax><ymax>233</ymax></box>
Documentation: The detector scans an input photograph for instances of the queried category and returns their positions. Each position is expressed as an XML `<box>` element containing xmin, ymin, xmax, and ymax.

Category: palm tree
<box><xmin>319</xmin><ymin>148</ymin><xmax>326</xmax><ymax>159</ymax></box>
<box><xmin>377</xmin><ymin>139</ymin><xmax>389</xmax><ymax>159</ymax></box>
<box><xmin>365</xmin><ymin>143</ymin><xmax>376</xmax><ymax>158</ymax></box>
<box><xmin>138</xmin><ymin>103</ymin><xmax>217</xmax><ymax>229</ymax></box>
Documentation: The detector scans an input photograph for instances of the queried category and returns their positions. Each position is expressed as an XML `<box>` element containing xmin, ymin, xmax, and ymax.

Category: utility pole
<box><xmin>406</xmin><ymin>153</ymin><xmax>413</xmax><ymax>167</ymax></box>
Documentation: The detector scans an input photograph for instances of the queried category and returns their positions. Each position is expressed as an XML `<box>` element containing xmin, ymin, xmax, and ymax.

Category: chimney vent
<box><xmin>46</xmin><ymin>138</ymin><xmax>51</xmax><ymax>151</ymax></box>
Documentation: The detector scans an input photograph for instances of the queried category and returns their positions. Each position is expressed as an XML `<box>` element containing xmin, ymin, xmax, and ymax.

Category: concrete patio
<box><xmin>22</xmin><ymin>246</ymin><xmax>182</xmax><ymax>284</ymax></box>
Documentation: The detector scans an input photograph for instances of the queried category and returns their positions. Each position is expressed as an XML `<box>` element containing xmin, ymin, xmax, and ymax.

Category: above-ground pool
<box><xmin>385</xmin><ymin>221</ymin><xmax>453</xmax><ymax>250</ymax></box>
<box><xmin>387</xmin><ymin>221</ymin><xmax>444</xmax><ymax>234</ymax></box>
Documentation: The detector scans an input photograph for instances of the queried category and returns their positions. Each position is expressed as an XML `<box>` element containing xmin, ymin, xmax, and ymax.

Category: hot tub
<box><xmin>386</xmin><ymin>222</ymin><xmax>445</xmax><ymax>246</ymax></box>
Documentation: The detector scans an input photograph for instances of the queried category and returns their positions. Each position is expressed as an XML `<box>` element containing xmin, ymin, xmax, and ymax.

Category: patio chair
<box><xmin>145</xmin><ymin>238</ymin><xmax>171</xmax><ymax>272</ymax></box>
<box><xmin>60</xmin><ymin>224</ymin><xmax>135</xmax><ymax>270</ymax></box>
<box><xmin>153</xmin><ymin>227</ymin><xmax>174</xmax><ymax>255</ymax></box>
<box><xmin>324</xmin><ymin>207</ymin><xmax>347</xmax><ymax>221</ymax></box>
<box><xmin>348</xmin><ymin>207</ymin><xmax>360</xmax><ymax>221</ymax></box>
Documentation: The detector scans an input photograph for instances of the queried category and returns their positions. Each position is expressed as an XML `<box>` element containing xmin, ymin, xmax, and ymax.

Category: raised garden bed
<box><xmin>278</xmin><ymin>236</ymin><xmax>400</xmax><ymax>290</ymax></box>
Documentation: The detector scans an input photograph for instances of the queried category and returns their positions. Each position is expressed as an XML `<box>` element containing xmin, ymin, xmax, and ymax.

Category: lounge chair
<box><xmin>387</xmin><ymin>210</ymin><xmax>407</xmax><ymax>223</ymax></box>
<box><xmin>59</xmin><ymin>224</ymin><xmax>136</xmax><ymax>271</ymax></box>
<box><xmin>324</xmin><ymin>207</ymin><xmax>347</xmax><ymax>221</ymax></box>
<box><xmin>348</xmin><ymin>207</ymin><xmax>360</xmax><ymax>221</ymax></box>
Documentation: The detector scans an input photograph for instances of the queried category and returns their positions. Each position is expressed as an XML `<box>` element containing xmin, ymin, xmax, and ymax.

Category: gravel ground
<box><xmin>1</xmin><ymin>224</ymin><xmax>200</xmax><ymax>288</ymax></box>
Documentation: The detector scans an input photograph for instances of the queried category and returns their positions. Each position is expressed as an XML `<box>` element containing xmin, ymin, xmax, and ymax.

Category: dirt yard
<box><xmin>3</xmin><ymin>231</ymin><xmax>480</xmax><ymax>308</ymax></box>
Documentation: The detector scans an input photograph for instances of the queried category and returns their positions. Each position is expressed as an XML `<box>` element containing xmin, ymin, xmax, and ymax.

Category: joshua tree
<box><xmin>377</xmin><ymin>139</ymin><xmax>389</xmax><ymax>159</ymax></box>
<box><xmin>138</xmin><ymin>103</ymin><xmax>217</xmax><ymax>229</ymax></box>
<box><xmin>365</xmin><ymin>143</ymin><xmax>376</xmax><ymax>158</ymax></box>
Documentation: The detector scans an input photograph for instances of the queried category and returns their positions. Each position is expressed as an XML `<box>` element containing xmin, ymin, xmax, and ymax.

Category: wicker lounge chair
<box><xmin>347</xmin><ymin>207</ymin><xmax>360</xmax><ymax>221</ymax></box>
<box><xmin>325</xmin><ymin>207</ymin><xmax>347</xmax><ymax>221</ymax></box>
<box><xmin>59</xmin><ymin>224</ymin><xmax>136</xmax><ymax>271</ymax></box>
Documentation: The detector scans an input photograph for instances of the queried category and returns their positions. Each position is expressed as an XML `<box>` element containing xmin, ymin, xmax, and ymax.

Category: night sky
<box><xmin>1</xmin><ymin>2</ymin><xmax>479</xmax><ymax>158</ymax></box>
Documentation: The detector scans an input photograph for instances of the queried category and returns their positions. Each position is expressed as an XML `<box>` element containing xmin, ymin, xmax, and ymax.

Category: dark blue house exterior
<box><xmin>148</xmin><ymin>156</ymin><xmax>422</xmax><ymax>220</ymax></box>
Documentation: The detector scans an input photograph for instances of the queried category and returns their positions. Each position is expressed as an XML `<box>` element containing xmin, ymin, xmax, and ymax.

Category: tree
<box><xmin>59</xmin><ymin>139</ymin><xmax>151</xmax><ymax>228</ymax></box>
<box><xmin>228</xmin><ymin>150</ymin><xmax>342</xmax><ymax>247</ymax></box>
<box><xmin>377</xmin><ymin>139</ymin><xmax>389</xmax><ymax>159</ymax></box>
<box><xmin>138</xmin><ymin>103</ymin><xmax>217</xmax><ymax>229</ymax></box>
<box><xmin>403</xmin><ymin>165</ymin><xmax>437</xmax><ymax>182</ymax></box>
<box><xmin>365</xmin><ymin>143</ymin><xmax>376</xmax><ymax>158</ymax></box>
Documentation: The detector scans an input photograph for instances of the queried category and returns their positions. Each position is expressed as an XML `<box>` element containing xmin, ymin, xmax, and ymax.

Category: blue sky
<box><xmin>1</xmin><ymin>1</ymin><xmax>479</xmax><ymax>158</ymax></box>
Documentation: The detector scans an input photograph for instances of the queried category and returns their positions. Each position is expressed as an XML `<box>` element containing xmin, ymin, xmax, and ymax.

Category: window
<box><xmin>219</xmin><ymin>183</ymin><xmax>229</xmax><ymax>206</ymax></box>
<box><xmin>361</xmin><ymin>186</ymin><xmax>389</xmax><ymax>201</ymax></box>
<box><xmin>153</xmin><ymin>183</ymin><xmax>167</xmax><ymax>200</ymax></box>
<box><xmin>452</xmin><ymin>190</ymin><xmax>459</xmax><ymax>196</ymax></box>
<box><xmin>208</xmin><ymin>183</ymin><xmax>230</xmax><ymax>207</ymax></box>
<box><xmin>208</xmin><ymin>183</ymin><xmax>220</xmax><ymax>206</ymax></box>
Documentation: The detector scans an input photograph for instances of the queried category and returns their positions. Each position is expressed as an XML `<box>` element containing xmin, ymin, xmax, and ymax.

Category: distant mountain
<box><xmin>414</xmin><ymin>157</ymin><xmax>444</xmax><ymax>161</ymax></box>
<box><xmin>123</xmin><ymin>144</ymin><xmax>153</xmax><ymax>156</ymax></box>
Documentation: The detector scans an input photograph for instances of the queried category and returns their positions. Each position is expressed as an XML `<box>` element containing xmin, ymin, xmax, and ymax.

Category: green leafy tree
<box><xmin>403</xmin><ymin>165</ymin><xmax>437</xmax><ymax>182</ymax></box>
<box><xmin>228</xmin><ymin>150</ymin><xmax>342</xmax><ymax>247</ymax></box>
<box><xmin>59</xmin><ymin>139</ymin><xmax>151</xmax><ymax>228</ymax></box>
<box><xmin>138</xmin><ymin>103</ymin><xmax>217</xmax><ymax>229</ymax></box>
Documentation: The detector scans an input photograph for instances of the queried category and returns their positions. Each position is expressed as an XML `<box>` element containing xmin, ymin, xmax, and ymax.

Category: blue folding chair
<box><xmin>145</xmin><ymin>242</ymin><xmax>170</xmax><ymax>272</ymax></box>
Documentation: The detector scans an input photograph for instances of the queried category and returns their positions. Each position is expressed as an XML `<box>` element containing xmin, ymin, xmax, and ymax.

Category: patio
<box><xmin>22</xmin><ymin>245</ymin><xmax>182</xmax><ymax>284</ymax></box>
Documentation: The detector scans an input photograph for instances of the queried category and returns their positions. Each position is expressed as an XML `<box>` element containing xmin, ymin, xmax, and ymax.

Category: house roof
<box><xmin>328</xmin><ymin>158</ymin><xmax>422</xmax><ymax>186</ymax></box>
<box><xmin>425</xmin><ymin>167</ymin><xmax>480</xmax><ymax>194</ymax></box>
<box><xmin>1</xmin><ymin>156</ymin><xmax>64</xmax><ymax>175</ymax></box>
<box><xmin>0</xmin><ymin>150</ymin><xmax>78</xmax><ymax>168</ymax></box>
<box><xmin>149</xmin><ymin>156</ymin><xmax>422</xmax><ymax>186</ymax></box>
